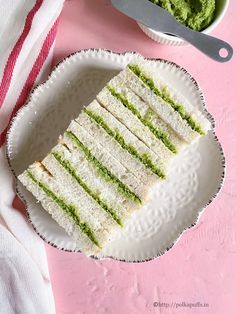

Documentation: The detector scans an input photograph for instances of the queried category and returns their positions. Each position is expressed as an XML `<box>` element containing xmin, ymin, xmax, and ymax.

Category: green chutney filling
<box><xmin>128</xmin><ymin>64</ymin><xmax>204</xmax><ymax>135</ymax></box>
<box><xmin>150</xmin><ymin>0</ymin><xmax>215</xmax><ymax>32</ymax></box>
<box><xmin>84</xmin><ymin>108</ymin><xmax>166</xmax><ymax>179</ymax></box>
<box><xmin>65</xmin><ymin>131</ymin><xmax>141</xmax><ymax>204</ymax></box>
<box><xmin>52</xmin><ymin>151</ymin><xmax>123</xmax><ymax>226</ymax></box>
<box><xmin>27</xmin><ymin>170</ymin><xmax>100</xmax><ymax>247</ymax></box>
<box><xmin>107</xmin><ymin>85</ymin><xmax>177</xmax><ymax>153</ymax></box>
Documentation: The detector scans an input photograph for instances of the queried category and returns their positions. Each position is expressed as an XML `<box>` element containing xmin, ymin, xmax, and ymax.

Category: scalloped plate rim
<box><xmin>6</xmin><ymin>48</ymin><xmax>225</xmax><ymax>262</ymax></box>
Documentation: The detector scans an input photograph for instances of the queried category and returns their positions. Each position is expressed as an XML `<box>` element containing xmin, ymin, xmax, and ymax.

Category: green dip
<box><xmin>151</xmin><ymin>0</ymin><xmax>215</xmax><ymax>31</ymax></box>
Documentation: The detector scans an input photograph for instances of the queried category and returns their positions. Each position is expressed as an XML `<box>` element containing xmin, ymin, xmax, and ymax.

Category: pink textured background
<box><xmin>46</xmin><ymin>1</ymin><xmax>236</xmax><ymax>313</ymax></box>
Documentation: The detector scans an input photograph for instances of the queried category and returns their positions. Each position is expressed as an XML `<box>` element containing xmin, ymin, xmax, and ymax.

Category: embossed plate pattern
<box><xmin>6</xmin><ymin>49</ymin><xmax>225</xmax><ymax>262</ymax></box>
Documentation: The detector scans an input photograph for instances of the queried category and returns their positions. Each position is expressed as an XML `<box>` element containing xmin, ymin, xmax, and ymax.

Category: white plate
<box><xmin>6</xmin><ymin>49</ymin><xmax>225</xmax><ymax>262</ymax></box>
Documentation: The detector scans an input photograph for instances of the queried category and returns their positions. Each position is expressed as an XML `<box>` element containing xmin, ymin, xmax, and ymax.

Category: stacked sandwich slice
<box><xmin>18</xmin><ymin>57</ymin><xmax>211</xmax><ymax>256</ymax></box>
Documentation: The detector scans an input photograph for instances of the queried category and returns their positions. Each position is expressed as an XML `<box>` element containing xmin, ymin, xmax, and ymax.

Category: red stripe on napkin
<box><xmin>0</xmin><ymin>18</ymin><xmax>59</xmax><ymax>147</ymax></box>
<box><xmin>0</xmin><ymin>0</ymin><xmax>43</xmax><ymax>109</ymax></box>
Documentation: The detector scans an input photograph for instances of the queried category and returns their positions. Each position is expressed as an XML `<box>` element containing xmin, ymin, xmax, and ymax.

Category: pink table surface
<box><xmin>46</xmin><ymin>1</ymin><xmax>236</xmax><ymax>313</ymax></box>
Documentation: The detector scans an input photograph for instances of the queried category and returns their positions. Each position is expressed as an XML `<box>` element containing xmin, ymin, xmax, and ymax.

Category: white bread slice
<box><xmin>132</xmin><ymin>58</ymin><xmax>211</xmax><ymax>132</ymax></box>
<box><xmin>97</xmin><ymin>87</ymin><xmax>174</xmax><ymax>160</ymax></box>
<box><xmin>74</xmin><ymin>111</ymin><xmax>159</xmax><ymax>186</ymax></box>
<box><xmin>108</xmin><ymin>73</ymin><xmax>186</xmax><ymax>152</ymax></box>
<box><xmin>27</xmin><ymin>163</ymin><xmax>116</xmax><ymax>236</ymax></box>
<box><xmin>117</xmin><ymin>63</ymin><xmax>211</xmax><ymax>143</ymax></box>
<box><xmin>18</xmin><ymin>164</ymin><xmax>108</xmax><ymax>256</ymax></box>
<box><xmin>41</xmin><ymin>154</ymin><xmax>123</xmax><ymax>230</ymax></box>
<box><xmin>76</xmin><ymin>101</ymin><xmax>166</xmax><ymax>184</ymax></box>
<box><xmin>42</xmin><ymin>143</ymin><xmax>139</xmax><ymax>224</ymax></box>
<box><xmin>63</xmin><ymin>120</ymin><xmax>148</xmax><ymax>202</ymax></box>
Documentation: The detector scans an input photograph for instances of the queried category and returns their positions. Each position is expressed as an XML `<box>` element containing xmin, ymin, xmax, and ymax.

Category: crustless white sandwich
<box><xmin>18</xmin><ymin>57</ymin><xmax>211</xmax><ymax>256</ymax></box>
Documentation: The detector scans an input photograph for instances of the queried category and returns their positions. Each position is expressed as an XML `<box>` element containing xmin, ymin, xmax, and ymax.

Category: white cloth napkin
<box><xmin>0</xmin><ymin>1</ymin><xmax>64</xmax><ymax>313</ymax></box>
